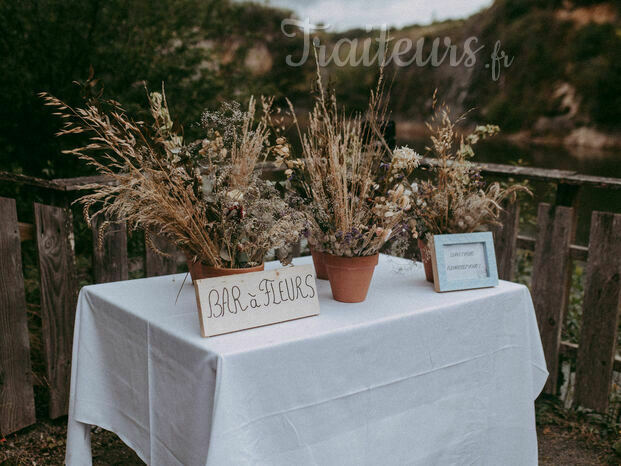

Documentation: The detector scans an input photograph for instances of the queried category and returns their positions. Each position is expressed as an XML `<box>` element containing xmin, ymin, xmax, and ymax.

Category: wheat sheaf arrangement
<box><xmin>408</xmin><ymin>97</ymin><xmax>531</xmax><ymax>243</ymax></box>
<box><xmin>276</xmin><ymin>64</ymin><xmax>422</xmax><ymax>258</ymax></box>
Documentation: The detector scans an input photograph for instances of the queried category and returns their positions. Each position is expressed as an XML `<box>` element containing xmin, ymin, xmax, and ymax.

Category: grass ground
<box><xmin>1</xmin><ymin>396</ymin><xmax>619</xmax><ymax>465</ymax></box>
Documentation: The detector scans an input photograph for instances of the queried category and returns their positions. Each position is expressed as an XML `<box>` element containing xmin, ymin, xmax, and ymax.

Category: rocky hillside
<box><xmin>312</xmin><ymin>0</ymin><xmax>621</xmax><ymax>149</ymax></box>
<box><xmin>461</xmin><ymin>0</ymin><xmax>621</xmax><ymax>149</ymax></box>
<box><xmin>192</xmin><ymin>0</ymin><xmax>621</xmax><ymax>149</ymax></box>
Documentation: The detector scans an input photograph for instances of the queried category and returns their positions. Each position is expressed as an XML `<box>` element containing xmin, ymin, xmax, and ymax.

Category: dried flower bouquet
<box><xmin>279</xmin><ymin>67</ymin><xmax>421</xmax><ymax>259</ymax></box>
<box><xmin>41</xmin><ymin>88</ymin><xmax>306</xmax><ymax>272</ymax></box>
<box><xmin>410</xmin><ymin>101</ymin><xmax>529</xmax><ymax>239</ymax></box>
<box><xmin>406</xmin><ymin>98</ymin><xmax>530</xmax><ymax>281</ymax></box>
<box><xmin>278</xmin><ymin>64</ymin><xmax>421</xmax><ymax>301</ymax></box>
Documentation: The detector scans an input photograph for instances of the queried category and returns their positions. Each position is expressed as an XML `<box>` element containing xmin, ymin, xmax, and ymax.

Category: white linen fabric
<box><xmin>65</xmin><ymin>254</ymin><xmax>547</xmax><ymax>466</ymax></box>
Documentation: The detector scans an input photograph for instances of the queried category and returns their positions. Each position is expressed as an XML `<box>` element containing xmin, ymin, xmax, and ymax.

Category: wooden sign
<box><xmin>193</xmin><ymin>265</ymin><xmax>320</xmax><ymax>337</ymax></box>
<box><xmin>430</xmin><ymin>232</ymin><xmax>499</xmax><ymax>292</ymax></box>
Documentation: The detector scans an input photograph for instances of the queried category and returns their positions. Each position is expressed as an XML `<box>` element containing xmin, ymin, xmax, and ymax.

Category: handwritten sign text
<box><xmin>194</xmin><ymin>265</ymin><xmax>320</xmax><ymax>337</ymax></box>
<box><xmin>443</xmin><ymin>242</ymin><xmax>489</xmax><ymax>281</ymax></box>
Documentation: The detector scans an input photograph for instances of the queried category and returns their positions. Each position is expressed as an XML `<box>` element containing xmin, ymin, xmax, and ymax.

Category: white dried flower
<box><xmin>226</xmin><ymin>189</ymin><xmax>244</xmax><ymax>201</ymax></box>
<box><xmin>392</xmin><ymin>146</ymin><xmax>421</xmax><ymax>171</ymax></box>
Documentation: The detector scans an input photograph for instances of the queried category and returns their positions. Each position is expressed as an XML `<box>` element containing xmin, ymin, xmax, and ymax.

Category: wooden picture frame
<box><xmin>430</xmin><ymin>232</ymin><xmax>499</xmax><ymax>292</ymax></box>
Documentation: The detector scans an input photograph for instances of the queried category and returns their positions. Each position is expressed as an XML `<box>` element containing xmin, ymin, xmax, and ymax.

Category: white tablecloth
<box><xmin>66</xmin><ymin>254</ymin><xmax>547</xmax><ymax>466</ymax></box>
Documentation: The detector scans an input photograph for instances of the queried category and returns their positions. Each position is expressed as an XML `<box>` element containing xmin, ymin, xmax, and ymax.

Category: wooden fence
<box><xmin>1</xmin><ymin>163</ymin><xmax>621</xmax><ymax>436</ymax></box>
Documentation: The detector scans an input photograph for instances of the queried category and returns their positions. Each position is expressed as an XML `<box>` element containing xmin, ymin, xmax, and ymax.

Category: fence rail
<box><xmin>1</xmin><ymin>162</ymin><xmax>620</xmax><ymax>435</ymax></box>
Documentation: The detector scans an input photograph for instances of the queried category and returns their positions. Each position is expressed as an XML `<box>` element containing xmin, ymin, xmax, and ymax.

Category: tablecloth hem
<box><xmin>531</xmin><ymin>363</ymin><xmax>549</xmax><ymax>400</ymax></box>
<box><xmin>71</xmin><ymin>416</ymin><xmax>149</xmax><ymax>465</ymax></box>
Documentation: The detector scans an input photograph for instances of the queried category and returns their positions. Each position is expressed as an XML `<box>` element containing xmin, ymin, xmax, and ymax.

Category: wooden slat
<box><xmin>0</xmin><ymin>198</ymin><xmax>36</xmax><ymax>435</ymax></box>
<box><xmin>475</xmin><ymin>163</ymin><xmax>621</xmax><ymax>190</ymax></box>
<box><xmin>516</xmin><ymin>235</ymin><xmax>588</xmax><ymax>261</ymax></box>
<box><xmin>568</xmin><ymin>173</ymin><xmax>621</xmax><ymax>190</ymax></box>
<box><xmin>145</xmin><ymin>233</ymin><xmax>177</xmax><ymax>277</ymax></box>
<box><xmin>414</xmin><ymin>158</ymin><xmax>621</xmax><ymax>190</ymax></box>
<box><xmin>92</xmin><ymin>214</ymin><xmax>128</xmax><ymax>283</ymax></box>
<box><xmin>560</xmin><ymin>341</ymin><xmax>621</xmax><ymax>373</ymax></box>
<box><xmin>491</xmin><ymin>200</ymin><xmax>520</xmax><ymax>281</ymax></box>
<box><xmin>569</xmin><ymin>244</ymin><xmax>589</xmax><ymax>262</ymax></box>
<box><xmin>18</xmin><ymin>222</ymin><xmax>34</xmax><ymax>242</ymax></box>
<box><xmin>574</xmin><ymin>211</ymin><xmax>621</xmax><ymax>412</ymax></box>
<box><xmin>1</xmin><ymin>161</ymin><xmax>616</xmax><ymax>192</ymax></box>
<box><xmin>52</xmin><ymin>175</ymin><xmax>116</xmax><ymax>191</ymax></box>
<box><xmin>2</xmin><ymin>158</ymin><xmax>618</xmax><ymax>193</ymax></box>
<box><xmin>34</xmin><ymin>202</ymin><xmax>78</xmax><ymax>418</ymax></box>
<box><xmin>0</xmin><ymin>170</ymin><xmax>66</xmax><ymax>191</ymax></box>
<box><xmin>531</xmin><ymin>203</ymin><xmax>575</xmax><ymax>394</ymax></box>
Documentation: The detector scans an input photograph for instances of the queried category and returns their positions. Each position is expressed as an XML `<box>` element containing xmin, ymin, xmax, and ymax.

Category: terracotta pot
<box><xmin>323</xmin><ymin>253</ymin><xmax>379</xmax><ymax>303</ymax></box>
<box><xmin>186</xmin><ymin>258</ymin><xmax>264</xmax><ymax>282</ymax></box>
<box><xmin>310</xmin><ymin>247</ymin><xmax>329</xmax><ymax>280</ymax></box>
<box><xmin>418</xmin><ymin>238</ymin><xmax>434</xmax><ymax>283</ymax></box>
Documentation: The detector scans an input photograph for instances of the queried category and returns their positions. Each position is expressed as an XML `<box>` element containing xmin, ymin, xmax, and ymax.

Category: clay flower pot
<box><xmin>186</xmin><ymin>255</ymin><xmax>264</xmax><ymax>282</ymax></box>
<box><xmin>418</xmin><ymin>238</ymin><xmax>434</xmax><ymax>283</ymax></box>
<box><xmin>310</xmin><ymin>247</ymin><xmax>329</xmax><ymax>280</ymax></box>
<box><xmin>323</xmin><ymin>253</ymin><xmax>379</xmax><ymax>303</ymax></box>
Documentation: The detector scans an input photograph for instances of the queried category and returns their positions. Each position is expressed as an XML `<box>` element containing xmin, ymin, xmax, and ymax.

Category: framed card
<box><xmin>430</xmin><ymin>232</ymin><xmax>499</xmax><ymax>292</ymax></box>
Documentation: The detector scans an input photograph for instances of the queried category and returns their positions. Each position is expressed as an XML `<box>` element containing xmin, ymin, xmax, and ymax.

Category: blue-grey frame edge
<box><xmin>431</xmin><ymin>232</ymin><xmax>499</xmax><ymax>292</ymax></box>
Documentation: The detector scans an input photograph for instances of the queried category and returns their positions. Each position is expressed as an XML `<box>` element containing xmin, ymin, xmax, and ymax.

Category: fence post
<box><xmin>0</xmin><ymin>197</ymin><xmax>36</xmax><ymax>435</ymax></box>
<box><xmin>574</xmin><ymin>211</ymin><xmax>621</xmax><ymax>412</ymax></box>
<box><xmin>34</xmin><ymin>202</ymin><xmax>78</xmax><ymax>419</ymax></box>
<box><xmin>145</xmin><ymin>232</ymin><xmax>178</xmax><ymax>277</ymax></box>
<box><xmin>91</xmin><ymin>213</ymin><xmax>128</xmax><ymax>283</ymax></box>
<box><xmin>492</xmin><ymin>200</ymin><xmax>520</xmax><ymax>281</ymax></box>
<box><xmin>531</xmin><ymin>203</ymin><xmax>575</xmax><ymax>394</ymax></box>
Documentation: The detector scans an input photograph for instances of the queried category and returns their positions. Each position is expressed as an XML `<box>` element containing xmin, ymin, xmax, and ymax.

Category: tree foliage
<box><xmin>0</xmin><ymin>0</ymin><xmax>305</xmax><ymax>177</ymax></box>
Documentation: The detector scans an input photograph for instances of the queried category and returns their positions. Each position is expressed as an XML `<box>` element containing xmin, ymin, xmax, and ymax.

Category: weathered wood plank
<box><xmin>414</xmin><ymin>158</ymin><xmax>621</xmax><ymax>190</ymax></box>
<box><xmin>1</xmin><ymin>160</ymin><xmax>614</xmax><ymax>193</ymax></box>
<box><xmin>18</xmin><ymin>222</ymin><xmax>34</xmax><ymax>242</ymax></box>
<box><xmin>2</xmin><ymin>159</ymin><xmax>618</xmax><ymax>193</ymax></box>
<box><xmin>92</xmin><ymin>214</ymin><xmax>128</xmax><ymax>283</ymax></box>
<box><xmin>531</xmin><ymin>203</ymin><xmax>575</xmax><ymax>395</ymax></box>
<box><xmin>516</xmin><ymin>235</ymin><xmax>588</xmax><ymax>262</ymax></box>
<box><xmin>492</xmin><ymin>200</ymin><xmax>520</xmax><ymax>281</ymax></box>
<box><xmin>568</xmin><ymin>173</ymin><xmax>621</xmax><ymax>190</ymax></box>
<box><xmin>560</xmin><ymin>341</ymin><xmax>621</xmax><ymax>373</ymax></box>
<box><xmin>568</xmin><ymin>244</ymin><xmax>589</xmax><ymax>262</ymax></box>
<box><xmin>0</xmin><ymin>198</ymin><xmax>36</xmax><ymax>435</ymax></box>
<box><xmin>34</xmin><ymin>202</ymin><xmax>78</xmax><ymax>419</ymax></box>
<box><xmin>574</xmin><ymin>211</ymin><xmax>621</xmax><ymax>412</ymax></box>
<box><xmin>0</xmin><ymin>170</ymin><xmax>66</xmax><ymax>191</ymax></box>
<box><xmin>52</xmin><ymin>175</ymin><xmax>116</xmax><ymax>191</ymax></box>
<box><xmin>145</xmin><ymin>232</ymin><xmax>177</xmax><ymax>277</ymax></box>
